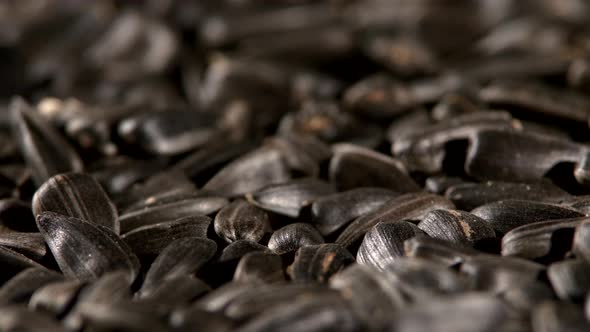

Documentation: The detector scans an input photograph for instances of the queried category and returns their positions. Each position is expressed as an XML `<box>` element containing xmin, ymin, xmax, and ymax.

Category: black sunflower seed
<box><xmin>548</xmin><ymin>258</ymin><xmax>590</xmax><ymax>301</ymax></box>
<box><xmin>268</xmin><ymin>223</ymin><xmax>324</xmax><ymax>255</ymax></box>
<box><xmin>403</xmin><ymin>236</ymin><xmax>478</xmax><ymax>267</ymax></box>
<box><xmin>329</xmin><ymin>143</ymin><xmax>420</xmax><ymax>192</ymax></box>
<box><xmin>288</xmin><ymin>243</ymin><xmax>354</xmax><ymax>283</ymax></box>
<box><xmin>0</xmin><ymin>305</ymin><xmax>66</xmax><ymax>332</ymax></box>
<box><xmin>357</xmin><ymin>221</ymin><xmax>423</xmax><ymax>271</ymax></box>
<box><xmin>311</xmin><ymin>187</ymin><xmax>399</xmax><ymax>236</ymax></box>
<box><xmin>203</xmin><ymin>146</ymin><xmax>290</xmax><ymax>197</ymax></box>
<box><xmin>28</xmin><ymin>280</ymin><xmax>84</xmax><ymax>317</ymax></box>
<box><xmin>36</xmin><ymin>212</ymin><xmax>140</xmax><ymax>281</ymax></box>
<box><xmin>218</xmin><ymin>240</ymin><xmax>270</xmax><ymax>263</ymax></box>
<box><xmin>0</xmin><ymin>232</ymin><xmax>46</xmax><ymax>260</ymax></box>
<box><xmin>246</xmin><ymin>178</ymin><xmax>335</xmax><ymax>218</ymax></box>
<box><xmin>336</xmin><ymin>192</ymin><xmax>454</xmax><ymax>249</ymax></box>
<box><xmin>471</xmin><ymin>199</ymin><xmax>583</xmax><ymax>234</ymax></box>
<box><xmin>418</xmin><ymin>209</ymin><xmax>495</xmax><ymax>246</ymax></box>
<box><xmin>138</xmin><ymin>275</ymin><xmax>211</xmax><ymax>310</ymax></box>
<box><xmin>0</xmin><ymin>246</ymin><xmax>45</xmax><ymax>283</ymax></box>
<box><xmin>214</xmin><ymin>199</ymin><xmax>270</xmax><ymax>244</ymax></box>
<box><xmin>501</xmin><ymin>217</ymin><xmax>585</xmax><ymax>260</ymax></box>
<box><xmin>532</xmin><ymin>301</ymin><xmax>590</xmax><ymax>332</ymax></box>
<box><xmin>118</xmin><ymin>195</ymin><xmax>226</xmax><ymax>234</ymax></box>
<box><xmin>234</xmin><ymin>251</ymin><xmax>285</xmax><ymax>284</ymax></box>
<box><xmin>445</xmin><ymin>180</ymin><xmax>571</xmax><ymax>211</ymax></box>
<box><xmin>121</xmin><ymin>215</ymin><xmax>211</xmax><ymax>257</ymax></box>
<box><xmin>140</xmin><ymin>237</ymin><xmax>217</xmax><ymax>297</ymax></box>
<box><xmin>32</xmin><ymin>172</ymin><xmax>118</xmax><ymax>233</ymax></box>
<box><xmin>10</xmin><ymin>98</ymin><xmax>83</xmax><ymax>187</ymax></box>
<box><xmin>460</xmin><ymin>255</ymin><xmax>544</xmax><ymax>292</ymax></box>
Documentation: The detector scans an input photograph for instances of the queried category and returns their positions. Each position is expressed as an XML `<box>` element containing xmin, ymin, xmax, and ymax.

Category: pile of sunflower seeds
<box><xmin>3</xmin><ymin>0</ymin><xmax>590</xmax><ymax>331</ymax></box>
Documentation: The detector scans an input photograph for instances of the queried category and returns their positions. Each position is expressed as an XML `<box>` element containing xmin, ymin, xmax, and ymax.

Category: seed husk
<box><xmin>214</xmin><ymin>199</ymin><xmax>270</xmax><ymax>244</ymax></box>
<box><xmin>0</xmin><ymin>232</ymin><xmax>46</xmax><ymax>260</ymax></box>
<box><xmin>548</xmin><ymin>258</ymin><xmax>590</xmax><ymax>301</ymax></box>
<box><xmin>29</xmin><ymin>280</ymin><xmax>84</xmax><ymax>317</ymax></box>
<box><xmin>36</xmin><ymin>211</ymin><xmax>140</xmax><ymax>281</ymax></box>
<box><xmin>471</xmin><ymin>199</ymin><xmax>583</xmax><ymax>234</ymax></box>
<box><xmin>336</xmin><ymin>192</ymin><xmax>454</xmax><ymax>248</ymax></box>
<box><xmin>121</xmin><ymin>215</ymin><xmax>211</xmax><ymax>257</ymax></box>
<box><xmin>311</xmin><ymin>187</ymin><xmax>399</xmax><ymax>236</ymax></box>
<box><xmin>357</xmin><ymin>221</ymin><xmax>423</xmax><ymax>271</ymax></box>
<box><xmin>10</xmin><ymin>98</ymin><xmax>83</xmax><ymax>187</ymax></box>
<box><xmin>532</xmin><ymin>301</ymin><xmax>590</xmax><ymax>332</ymax></box>
<box><xmin>418</xmin><ymin>209</ymin><xmax>495</xmax><ymax>246</ymax></box>
<box><xmin>234</xmin><ymin>252</ymin><xmax>285</xmax><ymax>284</ymax></box>
<box><xmin>0</xmin><ymin>267</ymin><xmax>63</xmax><ymax>306</ymax></box>
<box><xmin>288</xmin><ymin>243</ymin><xmax>354</xmax><ymax>283</ymax></box>
<box><xmin>32</xmin><ymin>172</ymin><xmax>119</xmax><ymax>233</ymax></box>
<box><xmin>268</xmin><ymin>223</ymin><xmax>324</xmax><ymax>255</ymax></box>
<box><xmin>246</xmin><ymin>178</ymin><xmax>335</xmax><ymax>218</ymax></box>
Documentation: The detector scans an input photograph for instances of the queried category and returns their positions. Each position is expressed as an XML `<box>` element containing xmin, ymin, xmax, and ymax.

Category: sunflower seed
<box><xmin>418</xmin><ymin>209</ymin><xmax>495</xmax><ymax>246</ymax></box>
<box><xmin>121</xmin><ymin>215</ymin><xmax>211</xmax><ymax>257</ymax></box>
<box><xmin>502</xmin><ymin>217</ymin><xmax>584</xmax><ymax>260</ymax></box>
<box><xmin>461</xmin><ymin>255</ymin><xmax>544</xmax><ymax>292</ymax></box>
<box><xmin>214</xmin><ymin>199</ymin><xmax>270</xmax><ymax>244</ymax></box>
<box><xmin>32</xmin><ymin>172</ymin><xmax>118</xmax><ymax>233</ymax></box>
<box><xmin>311</xmin><ymin>187</ymin><xmax>399</xmax><ymax>236</ymax></box>
<box><xmin>288</xmin><ymin>244</ymin><xmax>354</xmax><ymax>283</ymax></box>
<box><xmin>118</xmin><ymin>195</ymin><xmax>226</xmax><ymax>233</ymax></box>
<box><xmin>36</xmin><ymin>211</ymin><xmax>140</xmax><ymax>281</ymax></box>
<box><xmin>10</xmin><ymin>98</ymin><xmax>83</xmax><ymax>186</ymax></box>
<box><xmin>268</xmin><ymin>223</ymin><xmax>324</xmax><ymax>255</ymax></box>
<box><xmin>404</xmin><ymin>236</ymin><xmax>477</xmax><ymax>267</ymax></box>
<box><xmin>548</xmin><ymin>258</ymin><xmax>590</xmax><ymax>301</ymax></box>
<box><xmin>219</xmin><ymin>240</ymin><xmax>270</xmax><ymax>263</ymax></box>
<box><xmin>446</xmin><ymin>181</ymin><xmax>571</xmax><ymax>210</ymax></box>
<box><xmin>29</xmin><ymin>280</ymin><xmax>84</xmax><ymax>317</ymax></box>
<box><xmin>234</xmin><ymin>252</ymin><xmax>285</xmax><ymax>284</ymax></box>
<box><xmin>140</xmin><ymin>237</ymin><xmax>217</xmax><ymax>297</ymax></box>
<box><xmin>471</xmin><ymin>200</ymin><xmax>583</xmax><ymax>234</ymax></box>
<box><xmin>0</xmin><ymin>232</ymin><xmax>46</xmax><ymax>260</ymax></box>
<box><xmin>532</xmin><ymin>301</ymin><xmax>590</xmax><ymax>332</ymax></box>
<box><xmin>329</xmin><ymin>143</ymin><xmax>419</xmax><ymax>192</ymax></box>
<box><xmin>246</xmin><ymin>178</ymin><xmax>334</xmax><ymax>218</ymax></box>
<box><xmin>357</xmin><ymin>221</ymin><xmax>423</xmax><ymax>270</ymax></box>
<box><xmin>336</xmin><ymin>192</ymin><xmax>454</xmax><ymax>248</ymax></box>
<box><xmin>0</xmin><ymin>305</ymin><xmax>66</xmax><ymax>332</ymax></box>
<box><xmin>203</xmin><ymin>146</ymin><xmax>290</xmax><ymax>197</ymax></box>
<box><xmin>0</xmin><ymin>267</ymin><xmax>62</xmax><ymax>306</ymax></box>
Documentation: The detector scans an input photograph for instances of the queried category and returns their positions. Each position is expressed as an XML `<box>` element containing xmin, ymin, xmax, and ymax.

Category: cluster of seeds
<box><xmin>3</xmin><ymin>0</ymin><xmax>590</xmax><ymax>331</ymax></box>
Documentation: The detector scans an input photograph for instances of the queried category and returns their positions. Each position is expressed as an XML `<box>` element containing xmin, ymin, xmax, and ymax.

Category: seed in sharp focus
<box><xmin>445</xmin><ymin>180</ymin><xmax>571</xmax><ymax>210</ymax></box>
<box><xmin>246</xmin><ymin>178</ymin><xmax>335</xmax><ymax>218</ymax></box>
<box><xmin>501</xmin><ymin>217</ymin><xmax>585</xmax><ymax>260</ymax></box>
<box><xmin>311</xmin><ymin>187</ymin><xmax>399</xmax><ymax>236</ymax></box>
<box><xmin>0</xmin><ymin>267</ymin><xmax>62</xmax><ymax>306</ymax></box>
<box><xmin>121</xmin><ymin>215</ymin><xmax>211</xmax><ymax>257</ymax></box>
<box><xmin>214</xmin><ymin>199</ymin><xmax>270</xmax><ymax>244</ymax></box>
<box><xmin>118</xmin><ymin>195</ymin><xmax>226</xmax><ymax>234</ymax></box>
<box><xmin>36</xmin><ymin>211</ymin><xmax>140</xmax><ymax>281</ymax></box>
<box><xmin>471</xmin><ymin>199</ymin><xmax>583</xmax><ymax>234</ymax></box>
<box><xmin>10</xmin><ymin>97</ymin><xmax>83</xmax><ymax>187</ymax></box>
<box><xmin>532</xmin><ymin>301</ymin><xmax>590</xmax><ymax>332</ymax></box>
<box><xmin>418</xmin><ymin>209</ymin><xmax>495</xmax><ymax>246</ymax></box>
<box><xmin>356</xmin><ymin>221</ymin><xmax>423</xmax><ymax>271</ymax></box>
<box><xmin>234</xmin><ymin>252</ymin><xmax>285</xmax><ymax>284</ymax></box>
<box><xmin>203</xmin><ymin>146</ymin><xmax>291</xmax><ymax>197</ymax></box>
<box><xmin>140</xmin><ymin>237</ymin><xmax>217</xmax><ymax>298</ymax></box>
<box><xmin>548</xmin><ymin>258</ymin><xmax>590</xmax><ymax>301</ymax></box>
<box><xmin>29</xmin><ymin>280</ymin><xmax>85</xmax><ymax>317</ymax></box>
<box><xmin>268</xmin><ymin>223</ymin><xmax>324</xmax><ymax>255</ymax></box>
<box><xmin>32</xmin><ymin>172</ymin><xmax>119</xmax><ymax>234</ymax></box>
<box><xmin>329</xmin><ymin>143</ymin><xmax>420</xmax><ymax>192</ymax></box>
<box><xmin>336</xmin><ymin>192</ymin><xmax>454</xmax><ymax>249</ymax></box>
<box><xmin>288</xmin><ymin>244</ymin><xmax>354</xmax><ymax>283</ymax></box>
